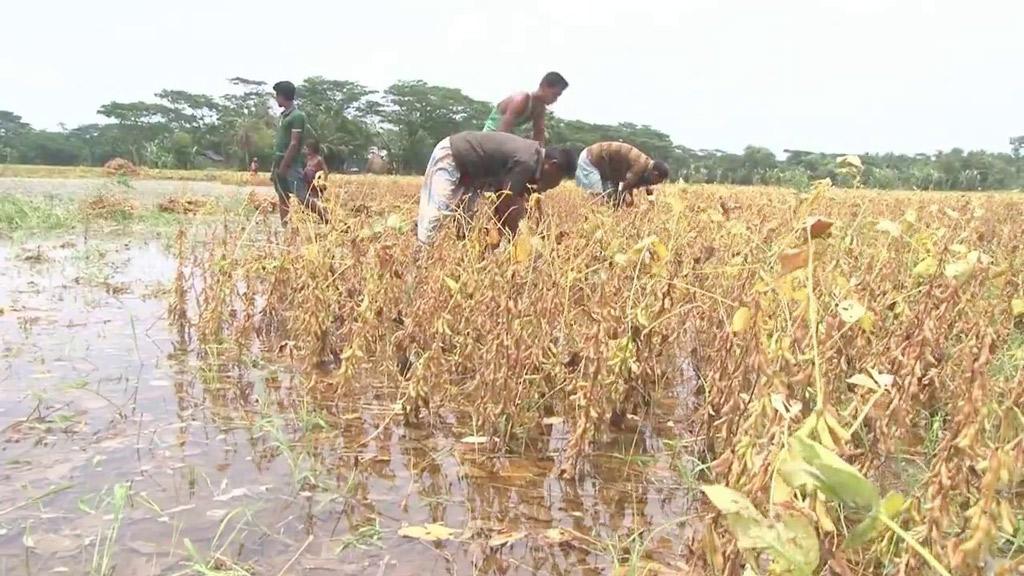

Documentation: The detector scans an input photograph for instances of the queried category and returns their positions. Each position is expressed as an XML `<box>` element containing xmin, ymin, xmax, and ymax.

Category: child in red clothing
<box><xmin>303</xmin><ymin>138</ymin><xmax>328</xmax><ymax>199</ymax></box>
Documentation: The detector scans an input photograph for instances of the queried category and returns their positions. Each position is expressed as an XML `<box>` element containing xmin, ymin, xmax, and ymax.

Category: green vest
<box><xmin>482</xmin><ymin>94</ymin><xmax>534</xmax><ymax>132</ymax></box>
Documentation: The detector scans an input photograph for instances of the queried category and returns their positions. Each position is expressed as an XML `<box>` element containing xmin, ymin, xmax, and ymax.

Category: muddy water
<box><xmin>0</xmin><ymin>177</ymin><xmax>271</xmax><ymax>207</ymax></box>
<box><xmin>0</xmin><ymin>233</ymin><xmax>703</xmax><ymax>575</ymax></box>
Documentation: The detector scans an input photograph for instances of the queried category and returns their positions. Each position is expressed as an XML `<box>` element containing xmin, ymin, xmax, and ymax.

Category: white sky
<box><xmin>1</xmin><ymin>0</ymin><xmax>1020</xmax><ymax>155</ymax></box>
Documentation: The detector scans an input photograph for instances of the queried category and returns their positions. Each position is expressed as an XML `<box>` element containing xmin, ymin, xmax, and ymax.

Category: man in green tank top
<box><xmin>482</xmin><ymin>72</ymin><xmax>568</xmax><ymax>146</ymax></box>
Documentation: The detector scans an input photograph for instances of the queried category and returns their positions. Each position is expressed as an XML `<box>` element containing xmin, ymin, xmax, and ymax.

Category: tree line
<box><xmin>1</xmin><ymin>76</ymin><xmax>1022</xmax><ymax>191</ymax></box>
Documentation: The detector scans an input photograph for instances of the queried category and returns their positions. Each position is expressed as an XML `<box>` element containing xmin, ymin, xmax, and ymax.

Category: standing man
<box><xmin>482</xmin><ymin>72</ymin><xmax>568</xmax><ymax>146</ymax></box>
<box><xmin>271</xmin><ymin>81</ymin><xmax>329</xmax><ymax>225</ymax></box>
<box><xmin>416</xmin><ymin>131</ymin><xmax>576</xmax><ymax>244</ymax></box>
<box><xmin>576</xmin><ymin>142</ymin><xmax>670</xmax><ymax>207</ymax></box>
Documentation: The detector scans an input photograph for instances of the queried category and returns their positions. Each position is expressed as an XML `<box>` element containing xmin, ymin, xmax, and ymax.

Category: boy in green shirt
<box><xmin>481</xmin><ymin>72</ymin><xmax>568</xmax><ymax>146</ymax></box>
<box><xmin>271</xmin><ymin>81</ymin><xmax>329</xmax><ymax>225</ymax></box>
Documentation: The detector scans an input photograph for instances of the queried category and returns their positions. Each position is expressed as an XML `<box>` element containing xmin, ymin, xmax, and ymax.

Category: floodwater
<box><xmin>0</xmin><ymin>230</ymin><xmax>704</xmax><ymax>575</ymax></box>
<box><xmin>0</xmin><ymin>177</ymin><xmax>271</xmax><ymax>207</ymax></box>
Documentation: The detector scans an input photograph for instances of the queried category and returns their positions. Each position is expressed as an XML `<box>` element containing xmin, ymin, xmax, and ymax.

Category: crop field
<box><xmin>0</xmin><ymin>173</ymin><xmax>1022</xmax><ymax>575</ymax></box>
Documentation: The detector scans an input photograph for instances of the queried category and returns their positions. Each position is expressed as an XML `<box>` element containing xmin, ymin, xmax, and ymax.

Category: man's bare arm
<box><xmin>621</xmin><ymin>168</ymin><xmax>644</xmax><ymax>194</ymax></box>
<box><xmin>279</xmin><ymin>130</ymin><xmax>302</xmax><ymax>173</ymax></box>
<box><xmin>498</xmin><ymin>93</ymin><xmax>530</xmax><ymax>133</ymax></box>
<box><xmin>532</xmin><ymin>108</ymin><xmax>546</xmax><ymax>145</ymax></box>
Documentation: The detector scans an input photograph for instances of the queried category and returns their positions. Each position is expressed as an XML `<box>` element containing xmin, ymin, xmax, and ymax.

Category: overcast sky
<box><xmin>1</xmin><ymin>0</ymin><xmax>1019</xmax><ymax>155</ymax></box>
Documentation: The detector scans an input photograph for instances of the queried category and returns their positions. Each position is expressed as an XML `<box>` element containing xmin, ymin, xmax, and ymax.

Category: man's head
<box><xmin>645</xmin><ymin>160</ymin><xmax>670</xmax><ymax>186</ymax></box>
<box><xmin>537</xmin><ymin>147</ymin><xmax>578</xmax><ymax>192</ymax></box>
<box><xmin>536</xmin><ymin>72</ymin><xmax>568</xmax><ymax>106</ymax></box>
<box><xmin>273</xmin><ymin>81</ymin><xmax>297</xmax><ymax>108</ymax></box>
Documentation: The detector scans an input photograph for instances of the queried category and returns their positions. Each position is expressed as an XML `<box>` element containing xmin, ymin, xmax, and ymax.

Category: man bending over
<box><xmin>576</xmin><ymin>142</ymin><xmax>670</xmax><ymax>207</ymax></box>
<box><xmin>416</xmin><ymin>131</ymin><xmax>576</xmax><ymax>244</ymax></box>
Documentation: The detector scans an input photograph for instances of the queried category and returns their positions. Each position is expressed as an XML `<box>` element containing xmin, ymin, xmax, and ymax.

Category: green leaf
<box><xmin>701</xmin><ymin>485</ymin><xmax>765</xmax><ymax>519</ymax></box>
<box><xmin>768</xmin><ymin>511</ymin><xmax>820</xmax><ymax>575</ymax></box>
<box><xmin>844</xmin><ymin>514</ymin><xmax>881</xmax><ymax>549</ymax></box>
<box><xmin>702</xmin><ymin>485</ymin><xmax>819</xmax><ymax>575</ymax></box>
<box><xmin>784</xmin><ymin>435</ymin><xmax>880</xmax><ymax>510</ymax></box>
<box><xmin>701</xmin><ymin>485</ymin><xmax>772</xmax><ymax>550</ymax></box>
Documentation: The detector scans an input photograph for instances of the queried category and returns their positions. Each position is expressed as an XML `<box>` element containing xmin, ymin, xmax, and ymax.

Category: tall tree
<box><xmin>96</xmin><ymin>101</ymin><xmax>176</xmax><ymax>165</ymax></box>
<box><xmin>297</xmin><ymin>77</ymin><xmax>377</xmax><ymax>170</ymax></box>
<box><xmin>379</xmin><ymin>80</ymin><xmax>489</xmax><ymax>172</ymax></box>
<box><xmin>0</xmin><ymin>110</ymin><xmax>31</xmax><ymax>163</ymax></box>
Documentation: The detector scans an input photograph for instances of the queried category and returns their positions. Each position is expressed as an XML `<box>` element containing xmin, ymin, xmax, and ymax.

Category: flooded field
<box><xmin>0</xmin><ymin>177</ymin><xmax>270</xmax><ymax>207</ymax></box>
<box><xmin>4</xmin><ymin>175</ymin><xmax>1021</xmax><ymax>576</ymax></box>
<box><xmin>0</xmin><ymin>229</ymin><xmax>704</xmax><ymax>575</ymax></box>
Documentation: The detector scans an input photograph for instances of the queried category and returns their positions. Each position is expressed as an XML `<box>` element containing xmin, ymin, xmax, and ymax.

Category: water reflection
<box><xmin>0</xmin><ymin>235</ymin><xmax>702</xmax><ymax>575</ymax></box>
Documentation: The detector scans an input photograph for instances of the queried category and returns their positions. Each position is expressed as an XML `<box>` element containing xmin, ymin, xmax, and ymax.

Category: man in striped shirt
<box><xmin>576</xmin><ymin>142</ymin><xmax>670</xmax><ymax>206</ymax></box>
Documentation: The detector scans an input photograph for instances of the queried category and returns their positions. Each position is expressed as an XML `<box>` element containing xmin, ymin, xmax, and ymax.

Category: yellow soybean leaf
<box><xmin>731</xmin><ymin>307</ymin><xmax>752</xmax><ymax>333</ymax></box>
<box><xmin>460</xmin><ymin>436</ymin><xmax>494</xmax><ymax>445</ymax></box>
<box><xmin>443</xmin><ymin>277</ymin><xmax>460</xmax><ymax>293</ymax></box>
<box><xmin>700</xmin><ymin>485</ymin><xmax>765</xmax><ymax>519</ymax></box>
<box><xmin>943</xmin><ymin>257</ymin><xmax>975</xmax><ymax>281</ymax></box>
<box><xmin>912</xmin><ymin>256</ymin><xmax>938</xmax><ymax>277</ymax></box>
<box><xmin>528</xmin><ymin>194</ymin><xmax>543</xmax><ymax>211</ymax></box>
<box><xmin>511</xmin><ymin>233</ymin><xmax>533</xmax><ymax>263</ymax></box>
<box><xmin>875</xmin><ymin>219</ymin><xmax>902</xmax><ymax>237</ymax></box>
<box><xmin>858</xmin><ymin>311</ymin><xmax>876</xmax><ymax>332</ymax></box>
<box><xmin>770</xmin><ymin>393</ymin><xmax>801</xmax><ymax>420</ymax></box>
<box><xmin>541</xmin><ymin>528</ymin><xmax>573</xmax><ymax>545</ymax></box>
<box><xmin>824</xmin><ymin>411</ymin><xmax>851</xmax><ymax>442</ymax></box>
<box><xmin>487</xmin><ymin>531</ymin><xmax>527</xmax><ymax>548</ymax></box>
<box><xmin>772</xmin><ymin>469</ymin><xmax>795</xmax><ymax>504</ymax></box>
<box><xmin>868</xmin><ymin>369</ymin><xmax>895</xmax><ymax>389</ymax></box>
<box><xmin>846</xmin><ymin>373</ymin><xmax>880</xmax><ymax>391</ymax></box>
<box><xmin>816</xmin><ymin>417</ymin><xmax>837</xmax><ymax>450</ymax></box>
<box><xmin>398</xmin><ymin>523</ymin><xmax>458</xmax><ymax>542</ymax></box>
<box><xmin>881</xmin><ymin>492</ymin><xmax>906</xmax><ymax>519</ymax></box>
<box><xmin>650</xmin><ymin>238</ymin><xmax>669</xmax><ymax>263</ymax></box>
<box><xmin>1011</xmin><ymin>298</ymin><xmax>1024</xmax><ymax>317</ymax></box>
<box><xmin>815</xmin><ymin>498</ymin><xmax>837</xmax><ymax>534</ymax></box>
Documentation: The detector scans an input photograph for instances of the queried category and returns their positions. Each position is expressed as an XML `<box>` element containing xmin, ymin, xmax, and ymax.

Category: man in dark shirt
<box><xmin>416</xmin><ymin>131</ymin><xmax>577</xmax><ymax>244</ymax></box>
